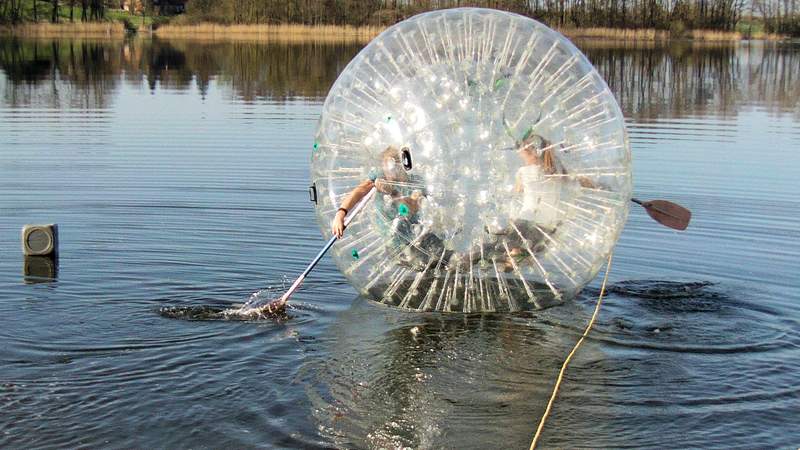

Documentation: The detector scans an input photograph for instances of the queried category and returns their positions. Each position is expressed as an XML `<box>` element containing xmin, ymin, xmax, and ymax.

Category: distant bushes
<box><xmin>121</xmin><ymin>16</ymin><xmax>136</xmax><ymax>33</ymax></box>
<box><xmin>0</xmin><ymin>0</ymin><xmax>107</xmax><ymax>24</ymax></box>
<box><xmin>0</xmin><ymin>0</ymin><xmax>797</xmax><ymax>37</ymax></box>
<box><xmin>176</xmin><ymin>0</ymin><xmax>799</xmax><ymax>37</ymax></box>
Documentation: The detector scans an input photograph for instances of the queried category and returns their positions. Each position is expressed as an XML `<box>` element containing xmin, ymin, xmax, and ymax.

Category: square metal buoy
<box><xmin>21</xmin><ymin>224</ymin><xmax>58</xmax><ymax>256</ymax></box>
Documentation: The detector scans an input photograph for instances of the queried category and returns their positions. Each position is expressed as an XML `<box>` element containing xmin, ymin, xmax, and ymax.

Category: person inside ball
<box><xmin>500</xmin><ymin>130</ymin><xmax>598</xmax><ymax>264</ymax></box>
<box><xmin>470</xmin><ymin>131</ymin><xmax>572</xmax><ymax>271</ymax></box>
<box><xmin>331</xmin><ymin>146</ymin><xmax>445</xmax><ymax>271</ymax></box>
<box><xmin>508</xmin><ymin>132</ymin><xmax>564</xmax><ymax>252</ymax></box>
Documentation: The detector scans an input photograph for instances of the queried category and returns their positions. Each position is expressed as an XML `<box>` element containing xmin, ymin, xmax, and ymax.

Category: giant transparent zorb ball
<box><xmin>311</xmin><ymin>8</ymin><xmax>631</xmax><ymax>312</ymax></box>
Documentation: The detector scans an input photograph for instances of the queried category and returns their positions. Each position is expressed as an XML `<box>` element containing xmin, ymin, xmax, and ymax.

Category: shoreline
<box><xmin>559</xmin><ymin>27</ymin><xmax>787</xmax><ymax>41</ymax></box>
<box><xmin>0</xmin><ymin>22</ymin><xmax>789</xmax><ymax>42</ymax></box>
<box><xmin>0</xmin><ymin>22</ymin><xmax>126</xmax><ymax>37</ymax></box>
<box><xmin>153</xmin><ymin>23</ymin><xmax>383</xmax><ymax>43</ymax></box>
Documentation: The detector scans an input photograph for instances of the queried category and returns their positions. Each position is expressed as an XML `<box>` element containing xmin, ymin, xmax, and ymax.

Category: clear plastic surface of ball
<box><xmin>311</xmin><ymin>8</ymin><xmax>632</xmax><ymax>312</ymax></box>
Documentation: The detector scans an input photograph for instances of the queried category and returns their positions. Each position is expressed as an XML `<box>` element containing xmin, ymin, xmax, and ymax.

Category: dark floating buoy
<box><xmin>22</xmin><ymin>224</ymin><xmax>58</xmax><ymax>257</ymax></box>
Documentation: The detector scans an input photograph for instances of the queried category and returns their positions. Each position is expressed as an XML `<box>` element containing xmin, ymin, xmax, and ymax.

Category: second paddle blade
<box><xmin>642</xmin><ymin>200</ymin><xmax>692</xmax><ymax>230</ymax></box>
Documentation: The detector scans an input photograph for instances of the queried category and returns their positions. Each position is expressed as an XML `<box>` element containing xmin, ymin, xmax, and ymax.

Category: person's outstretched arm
<box><xmin>331</xmin><ymin>179</ymin><xmax>375</xmax><ymax>238</ymax></box>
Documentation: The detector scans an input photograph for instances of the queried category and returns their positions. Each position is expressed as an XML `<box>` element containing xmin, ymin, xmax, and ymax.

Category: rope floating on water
<box><xmin>529</xmin><ymin>251</ymin><xmax>614</xmax><ymax>449</ymax></box>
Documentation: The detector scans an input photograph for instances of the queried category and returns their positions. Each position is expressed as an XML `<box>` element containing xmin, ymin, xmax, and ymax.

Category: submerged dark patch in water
<box><xmin>599</xmin><ymin>280</ymin><xmax>727</xmax><ymax>314</ymax></box>
<box><xmin>158</xmin><ymin>305</ymin><xmax>290</xmax><ymax>322</ymax></box>
<box><xmin>607</xmin><ymin>280</ymin><xmax>716</xmax><ymax>299</ymax></box>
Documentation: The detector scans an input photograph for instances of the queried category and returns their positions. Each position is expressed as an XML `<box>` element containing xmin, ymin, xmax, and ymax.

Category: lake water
<box><xmin>1</xmin><ymin>36</ymin><xmax>798</xmax><ymax>448</ymax></box>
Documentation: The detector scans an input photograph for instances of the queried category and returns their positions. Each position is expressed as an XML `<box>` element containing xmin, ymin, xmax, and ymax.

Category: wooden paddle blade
<box><xmin>640</xmin><ymin>200</ymin><xmax>691</xmax><ymax>230</ymax></box>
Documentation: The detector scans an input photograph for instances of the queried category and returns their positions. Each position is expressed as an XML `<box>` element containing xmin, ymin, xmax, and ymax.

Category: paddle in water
<box><xmin>242</xmin><ymin>187</ymin><xmax>378</xmax><ymax>316</ymax></box>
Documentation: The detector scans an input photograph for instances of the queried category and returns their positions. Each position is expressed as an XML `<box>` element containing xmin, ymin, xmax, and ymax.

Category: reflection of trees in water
<box><xmin>218</xmin><ymin>41</ymin><xmax>362</xmax><ymax>101</ymax></box>
<box><xmin>143</xmin><ymin>42</ymin><xmax>193</xmax><ymax>91</ymax></box>
<box><xmin>584</xmin><ymin>41</ymin><xmax>800</xmax><ymax>119</ymax></box>
<box><xmin>1</xmin><ymin>38</ymin><xmax>798</xmax><ymax>119</ymax></box>
<box><xmin>586</xmin><ymin>42</ymin><xmax>740</xmax><ymax>119</ymax></box>
<box><xmin>143</xmin><ymin>39</ymin><xmax>363</xmax><ymax>101</ymax></box>
<box><xmin>743</xmin><ymin>43</ymin><xmax>800</xmax><ymax>118</ymax></box>
<box><xmin>0</xmin><ymin>37</ymin><xmax>362</xmax><ymax>105</ymax></box>
<box><xmin>0</xmin><ymin>37</ymin><xmax>118</xmax><ymax>108</ymax></box>
<box><xmin>0</xmin><ymin>39</ymin><xmax>52</xmax><ymax>83</ymax></box>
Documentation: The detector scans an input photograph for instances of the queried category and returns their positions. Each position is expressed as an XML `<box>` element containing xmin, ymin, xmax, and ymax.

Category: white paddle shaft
<box><xmin>280</xmin><ymin>187</ymin><xmax>377</xmax><ymax>301</ymax></box>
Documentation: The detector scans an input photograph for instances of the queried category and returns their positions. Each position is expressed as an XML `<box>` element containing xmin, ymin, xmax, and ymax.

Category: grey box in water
<box><xmin>21</xmin><ymin>224</ymin><xmax>58</xmax><ymax>256</ymax></box>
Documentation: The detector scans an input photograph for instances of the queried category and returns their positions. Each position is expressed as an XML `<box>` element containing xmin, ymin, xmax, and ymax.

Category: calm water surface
<box><xmin>1</xmin><ymin>37</ymin><xmax>798</xmax><ymax>448</ymax></box>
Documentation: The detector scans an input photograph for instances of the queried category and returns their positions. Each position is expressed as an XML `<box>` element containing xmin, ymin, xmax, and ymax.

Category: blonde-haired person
<box><xmin>505</xmin><ymin>132</ymin><xmax>598</xmax><ymax>262</ymax></box>
<box><xmin>331</xmin><ymin>146</ymin><xmax>444</xmax><ymax>271</ymax></box>
<box><xmin>514</xmin><ymin>134</ymin><xmax>562</xmax><ymax>232</ymax></box>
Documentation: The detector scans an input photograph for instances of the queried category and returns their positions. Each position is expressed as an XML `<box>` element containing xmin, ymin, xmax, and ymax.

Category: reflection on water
<box><xmin>0</xmin><ymin>37</ymin><xmax>363</xmax><ymax>106</ymax></box>
<box><xmin>582</xmin><ymin>41</ymin><xmax>800</xmax><ymax>118</ymax></box>
<box><xmin>303</xmin><ymin>300</ymin><xmax>585</xmax><ymax>449</ymax></box>
<box><xmin>2</xmin><ymin>37</ymin><xmax>798</xmax><ymax>117</ymax></box>
<box><xmin>0</xmin><ymin>36</ymin><xmax>798</xmax><ymax>448</ymax></box>
<box><xmin>22</xmin><ymin>255</ymin><xmax>58</xmax><ymax>283</ymax></box>
<box><xmin>305</xmin><ymin>283</ymin><xmax>800</xmax><ymax>449</ymax></box>
<box><xmin>607</xmin><ymin>279</ymin><xmax>717</xmax><ymax>300</ymax></box>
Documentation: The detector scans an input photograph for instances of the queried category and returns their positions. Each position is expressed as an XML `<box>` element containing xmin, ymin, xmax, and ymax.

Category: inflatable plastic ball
<box><xmin>310</xmin><ymin>8</ymin><xmax>632</xmax><ymax>312</ymax></box>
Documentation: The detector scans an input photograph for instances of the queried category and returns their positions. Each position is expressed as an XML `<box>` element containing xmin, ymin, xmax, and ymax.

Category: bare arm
<box><xmin>559</xmin><ymin>164</ymin><xmax>597</xmax><ymax>189</ymax></box>
<box><xmin>340</xmin><ymin>179</ymin><xmax>375</xmax><ymax>210</ymax></box>
<box><xmin>331</xmin><ymin>179</ymin><xmax>374</xmax><ymax>238</ymax></box>
<box><xmin>374</xmin><ymin>178</ymin><xmax>396</xmax><ymax>195</ymax></box>
<box><xmin>577</xmin><ymin>176</ymin><xmax>596</xmax><ymax>189</ymax></box>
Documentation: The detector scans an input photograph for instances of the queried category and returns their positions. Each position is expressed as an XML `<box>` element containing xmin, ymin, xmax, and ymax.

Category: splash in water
<box><xmin>159</xmin><ymin>301</ymin><xmax>291</xmax><ymax>321</ymax></box>
<box><xmin>159</xmin><ymin>278</ymin><xmax>293</xmax><ymax>321</ymax></box>
<box><xmin>237</xmin><ymin>286</ymin><xmax>281</xmax><ymax>310</ymax></box>
<box><xmin>226</xmin><ymin>294</ymin><xmax>288</xmax><ymax>320</ymax></box>
<box><xmin>229</xmin><ymin>279</ymin><xmax>292</xmax><ymax>318</ymax></box>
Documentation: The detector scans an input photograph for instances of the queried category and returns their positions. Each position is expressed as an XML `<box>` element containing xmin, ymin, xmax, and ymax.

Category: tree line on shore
<box><xmin>1</xmin><ymin>0</ymin><xmax>798</xmax><ymax>36</ymax></box>
<box><xmin>185</xmin><ymin>0</ymin><xmax>799</xmax><ymax>34</ymax></box>
<box><xmin>1</xmin><ymin>0</ymin><xmax>106</xmax><ymax>23</ymax></box>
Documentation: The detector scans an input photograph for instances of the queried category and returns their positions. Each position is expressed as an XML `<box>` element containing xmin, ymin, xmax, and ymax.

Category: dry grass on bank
<box><xmin>686</xmin><ymin>28</ymin><xmax>787</xmax><ymax>40</ymax></box>
<box><xmin>153</xmin><ymin>23</ymin><xmax>384</xmax><ymax>43</ymax></box>
<box><xmin>561</xmin><ymin>26</ymin><xmax>787</xmax><ymax>41</ymax></box>
<box><xmin>561</xmin><ymin>27</ymin><xmax>744</xmax><ymax>41</ymax></box>
<box><xmin>1</xmin><ymin>21</ymin><xmax>788</xmax><ymax>42</ymax></box>
<box><xmin>689</xmin><ymin>29</ymin><xmax>742</xmax><ymax>40</ymax></box>
<box><xmin>560</xmin><ymin>27</ymin><xmax>671</xmax><ymax>41</ymax></box>
<box><xmin>0</xmin><ymin>22</ymin><xmax>125</xmax><ymax>37</ymax></box>
<box><xmin>745</xmin><ymin>30</ymin><xmax>789</xmax><ymax>40</ymax></box>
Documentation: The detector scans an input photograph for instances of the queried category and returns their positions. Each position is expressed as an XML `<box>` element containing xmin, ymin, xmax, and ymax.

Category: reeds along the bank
<box><xmin>0</xmin><ymin>22</ymin><xmax>126</xmax><ymax>37</ymax></box>
<box><xmin>559</xmin><ymin>27</ymin><xmax>789</xmax><ymax>41</ymax></box>
<box><xmin>152</xmin><ymin>23</ymin><xmax>384</xmax><ymax>43</ymax></box>
<box><xmin>682</xmin><ymin>29</ymin><xmax>786</xmax><ymax>41</ymax></box>
<box><xmin>689</xmin><ymin>29</ymin><xmax>743</xmax><ymax>40</ymax></box>
<box><xmin>559</xmin><ymin>27</ymin><xmax>672</xmax><ymax>41</ymax></box>
<box><xmin>1</xmin><ymin>21</ymin><xmax>787</xmax><ymax>43</ymax></box>
<box><xmin>742</xmin><ymin>30</ymin><xmax>789</xmax><ymax>40</ymax></box>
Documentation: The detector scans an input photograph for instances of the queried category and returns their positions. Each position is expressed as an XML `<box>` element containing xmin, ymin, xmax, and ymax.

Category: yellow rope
<box><xmin>529</xmin><ymin>251</ymin><xmax>614</xmax><ymax>450</ymax></box>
